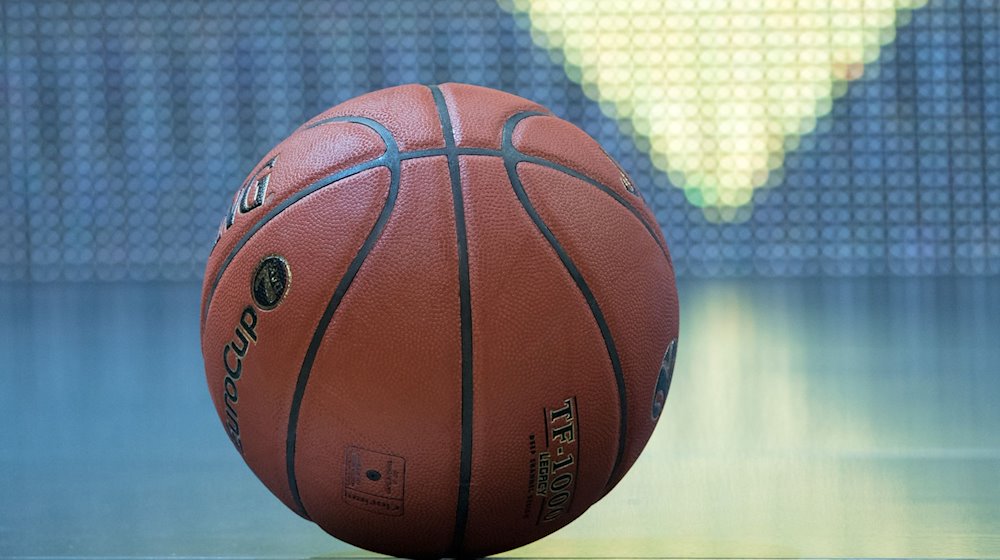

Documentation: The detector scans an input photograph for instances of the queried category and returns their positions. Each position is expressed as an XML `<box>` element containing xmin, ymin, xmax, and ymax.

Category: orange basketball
<box><xmin>200</xmin><ymin>83</ymin><xmax>679</xmax><ymax>558</ymax></box>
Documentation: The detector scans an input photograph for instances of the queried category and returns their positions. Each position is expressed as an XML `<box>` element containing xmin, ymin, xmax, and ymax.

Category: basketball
<box><xmin>200</xmin><ymin>83</ymin><xmax>679</xmax><ymax>558</ymax></box>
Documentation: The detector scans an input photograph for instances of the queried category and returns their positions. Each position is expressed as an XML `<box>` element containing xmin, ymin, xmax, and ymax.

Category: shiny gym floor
<box><xmin>1</xmin><ymin>278</ymin><xmax>998</xmax><ymax>558</ymax></box>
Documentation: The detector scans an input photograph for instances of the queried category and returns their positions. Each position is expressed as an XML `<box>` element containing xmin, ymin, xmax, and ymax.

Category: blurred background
<box><xmin>1</xmin><ymin>0</ymin><xmax>997</xmax><ymax>558</ymax></box>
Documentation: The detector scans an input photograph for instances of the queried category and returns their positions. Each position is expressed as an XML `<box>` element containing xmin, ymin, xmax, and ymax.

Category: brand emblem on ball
<box><xmin>252</xmin><ymin>255</ymin><xmax>290</xmax><ymax>310</ymax></box>
<box><xmin>600</xmin><ymin>147</ymin><xmax>638</xmax><ymax>195</ymax></box>
<box><xmin>652</xmin><ymin>338</ymin><xmax>677</xmax><ymax>420</ymax></box>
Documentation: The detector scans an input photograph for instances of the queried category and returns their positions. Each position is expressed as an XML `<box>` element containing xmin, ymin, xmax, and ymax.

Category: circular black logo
<box><xmin>652</xmin><ymin>338</ymin><xmax>677</xmax><ymax>421</ymax></box>
<box><xmin>252</xmin><ymin>255</ymin><xmax>290</xmax><ymax>310</ymax></box>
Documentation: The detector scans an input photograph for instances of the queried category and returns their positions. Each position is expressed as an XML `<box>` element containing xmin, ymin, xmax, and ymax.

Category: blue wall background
<box><xmin>2</xmin><ymin>0</ymin><xmax>998</xmax><ymax>280</ymax></box>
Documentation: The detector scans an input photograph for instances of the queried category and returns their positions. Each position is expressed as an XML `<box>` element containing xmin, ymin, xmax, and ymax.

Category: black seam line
<box><xmin>518</xmin><ymin>153</ymin><xmax>669</xmax><ymax>259</ymax></box>
<box><xmin>201</xmin><ymin>138</ymin><xmax>655</xmax><ymax>331</ymax></box>
<box><xmin>200</xmin><ymin>153</ymin><xmax>386</xmax><ymax>329</ymax></box>
<box><xmin>502</xmin><ymin>110</ymin><xmax>629</xmax><ymax>494</ymax></box>
<box><xmin>408</xmin><ymin>145</ymin><xmax>665</xmax><ymax>262</ymax></box>
<box><xmin>402</xmin><ymin>146</ymin><xmax>501</xmax><ymax>159</ymax></box>
<box><xmin>429</xmin><ymin>85</ymin><xmax>475</xmax><ymax>558</ymax></box>
<box><xmin>284</xmin><ymin>116</ymin><xmax>401</xmax><ymax>520</ymax></box>
<box><xmin>201</xmin><ymin>115</ymin><xmax>393</xmax><ymax>330</ymax></box>
<box><xmin>496</xmin><ymin>111</ymin><xmax>668</xmax><ymax>260</ymax></box>
<box><xmin>442</xmin><ymin>146</ymin><xmax>666</xmax><ymax>260</ymax></box>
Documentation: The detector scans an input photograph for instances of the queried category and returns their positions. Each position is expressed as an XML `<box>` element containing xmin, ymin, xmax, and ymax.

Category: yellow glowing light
<box><xmin>500</xmin><ymin>0</ymin><xmax>927</xmax><ymax>221</ymax></box>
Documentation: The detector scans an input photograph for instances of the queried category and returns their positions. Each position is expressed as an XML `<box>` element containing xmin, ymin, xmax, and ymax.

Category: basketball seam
<box><xmin>201</xmin><ymin>153</ymin><xmax>387</xmax><ymax>330</ymax></box>
<box><xmin>202</xmin><ymin>137</ymin><xmax>663</xmax><ymax>331</ymax></box>
<box><xmin>282</xmin><ymin>116</ymin><xmax>402</xmax><ymax>520</ymax></box>
<box><xmin>428</xmin><ymin>84</ymin><xmax>476</xmax><ymax>558</ymax></box>
<box><xmin>502</xmin><ymin>111</ymin><xmax>630</xmax><ymax>495</ymax></box>
<box><xmin>517</xmin><ymin>152</ymin><xmax>670</xmax><ymax>260</ymax></box>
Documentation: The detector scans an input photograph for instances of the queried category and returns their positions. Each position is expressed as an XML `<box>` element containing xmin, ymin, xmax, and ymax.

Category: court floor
<box><xmin>1</xmin><ymin>278</ymin><xmax>998</xmax><ymax>558</ymax></box>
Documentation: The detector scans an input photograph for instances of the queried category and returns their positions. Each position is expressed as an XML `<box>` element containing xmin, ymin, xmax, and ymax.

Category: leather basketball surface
<box><xmin>200</xmin><ymin>83</ymin><xmax>680</xmax><ymax>558</ymax></box>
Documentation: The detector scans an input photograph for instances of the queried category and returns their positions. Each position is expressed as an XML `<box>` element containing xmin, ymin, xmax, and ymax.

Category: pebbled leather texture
<box><xmin>303</xmin><ymin>84</ymin><xmax>446</xmax><ymax>151</ymax></box>
<box><xmin>201</xmin><ymin>83</ymin><xmax>679</xmax><ymax>559</ymax></box>
<box><xmin>295</xmin><ymin>156</ymin><xmax>463</xmax><ymax>556</ymax></box>
<box><xmin>439</xmin><ymin>82</ymin><xmax>547</xmax><ymax>149</ymax></box>
<box><xmin>459</xmin><ymin>154</ymin><xmax>621</xmax><ymax>556</ymax></box>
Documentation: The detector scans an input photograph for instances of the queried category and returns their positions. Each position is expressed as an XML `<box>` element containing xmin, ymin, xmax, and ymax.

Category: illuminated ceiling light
<box><xmin>500</xmin><ymin>0</ymin><xmax>927</xmax><ymax>221</ymax></box>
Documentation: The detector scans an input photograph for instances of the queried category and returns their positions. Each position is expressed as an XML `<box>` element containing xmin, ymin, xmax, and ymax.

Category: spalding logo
<box><xmin>598</xmin><ymin>146</ymin><xmax>640</xmax><ymax>197</ymax></box>
<box><xmin>252</xmin><ymin>255</ymin><xmax>290</xmax><ymax>311</ymax></box>
<box><xmin>652</xmin><ymin>338</ymin><xmax>677</xmax><ymax>420</ymax></box>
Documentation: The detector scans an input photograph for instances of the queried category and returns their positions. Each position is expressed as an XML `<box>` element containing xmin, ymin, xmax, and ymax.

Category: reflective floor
<box><xmin>1</xmin><ymin>279</ymin><xmax>998</xmax><ymax>558</ymax></box>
